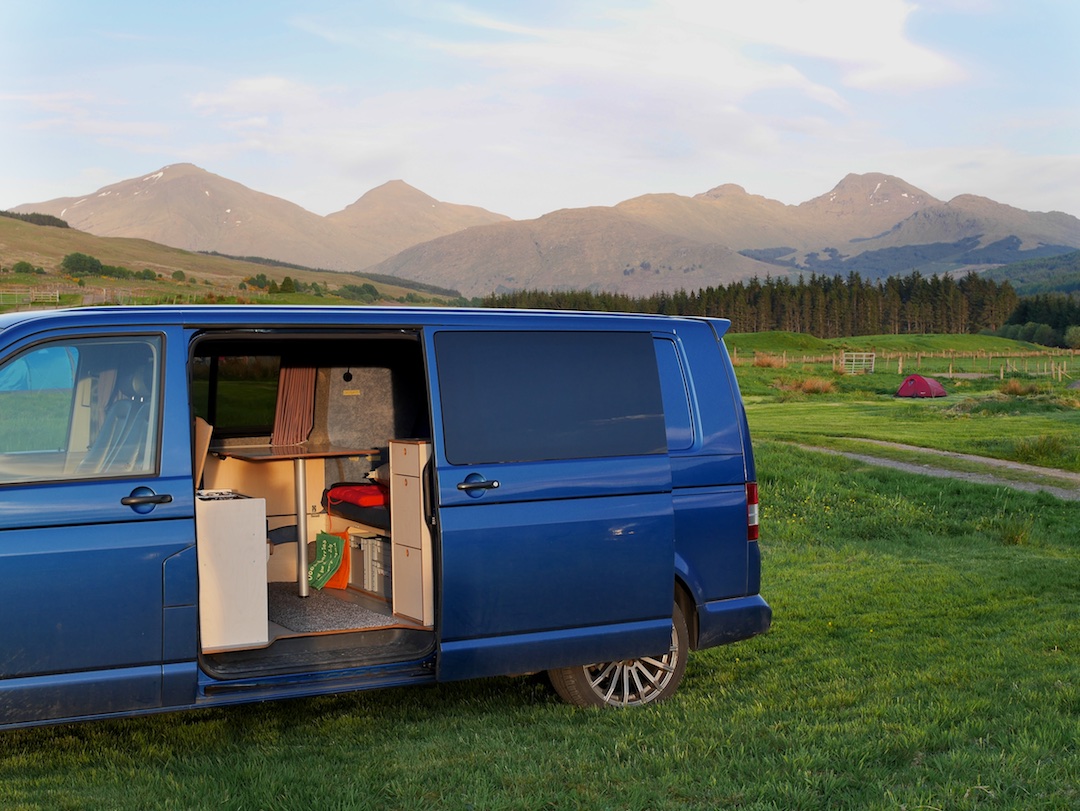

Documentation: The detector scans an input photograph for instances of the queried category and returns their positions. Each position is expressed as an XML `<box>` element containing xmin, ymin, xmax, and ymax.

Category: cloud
<box><xmin>19</xmin><ymin>0</ymin><xmax>1064</xmax><ymax>220</ymax></box>
<box><xmin>887</xmin><ymin>147</ymin><xmax>1080</xmax><ymax>214</ymax></box>
<box><xmin>424</xmin><ymin>0</ymin><xmax>965</xmax><ymax>98</ymax></box>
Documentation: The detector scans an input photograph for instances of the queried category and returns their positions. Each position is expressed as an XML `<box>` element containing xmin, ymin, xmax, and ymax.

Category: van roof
<box><xmin>0</xmin><ymin>305</ymin><xmax>731</xmax><ymax>336</ymax></box>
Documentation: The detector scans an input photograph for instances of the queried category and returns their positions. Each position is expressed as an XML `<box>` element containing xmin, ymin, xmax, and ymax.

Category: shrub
<box><xmin>799</xmin><ymin>377</ymin><xmax>835</xmax><ymax>394</ymax></box>
<box><xmin>772</xmin><ymin>376</ymin><xmax>835</xmax><ymax>395</ymax></box>
<box><xmin>979</xmin><ymin>513</ymin><xmax>1033</xmax><ymax>546</ymax></box>
<box><xmin>753</xmin><ymin>354</ymin><xmax>786</xmax><ymax>368</ymax></box>
<box><xmin>1001</xmin><ymin>379</ymin><xmax>1034</xmax><ymax>396</ymax></box>
<box><xmin>338</xmin><ymin>283</ymin><xmax>380</xmax><ymax>303</ymax></box>
<box><xmin>1012</xmin><ymin>434</ymin><xmax>1070</xmax><ymax>466</ymax></box>
<box><xmin>60</xmin><ymin>252</ymin><xmax>103</xmax><ymax>276</ymax></box>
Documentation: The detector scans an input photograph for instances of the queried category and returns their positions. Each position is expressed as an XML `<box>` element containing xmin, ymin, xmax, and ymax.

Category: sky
<box><xmin>2</xmin><ymin>0</ymin><xmax>1078</xmax><ymax>221</ymax></box>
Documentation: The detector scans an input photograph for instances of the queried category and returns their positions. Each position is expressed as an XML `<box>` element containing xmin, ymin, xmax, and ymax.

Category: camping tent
<box><xmin>895</xmin><ymin>374</ymin><xmax>947</xmax><ymax>398</ymax></box>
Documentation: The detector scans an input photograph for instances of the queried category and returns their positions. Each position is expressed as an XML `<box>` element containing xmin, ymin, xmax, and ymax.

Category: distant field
<box><xmin>734</xmin><ymin>332</ymin><xmax>1080</xmax><ymax>473</ymax></box>
<box><xmin>727</xmin><ymin>329</ymin><xmax>1055</xmax><ymax>358</ymax></box>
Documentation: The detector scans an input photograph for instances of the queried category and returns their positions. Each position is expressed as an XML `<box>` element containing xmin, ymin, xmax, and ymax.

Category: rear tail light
<box><xmin>746</xmin><ymin>482</ymin><xmax>759</xmax><ymax>541</ymax></box>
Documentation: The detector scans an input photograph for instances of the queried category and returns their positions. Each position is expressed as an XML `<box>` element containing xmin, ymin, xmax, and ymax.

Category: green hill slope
<box><xmin>980</xmin><ymin>250</ymin><xmax>1080</xmax><ymax>295</ymax></box>
<box><xmin>0</xmin><ymin>216</ymin><xmax>449</xmax><ymax>303</ymax></box>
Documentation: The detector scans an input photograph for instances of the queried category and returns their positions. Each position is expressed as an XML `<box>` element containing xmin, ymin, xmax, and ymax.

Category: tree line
<box><xmin>483</xmin><ymin>271</ymin><xmax>1022</xmax><ymax>338</ymax></box>
<box><xmin>0</xmin><ymin>210</ymin><xmax>69</xmax><ymax>228</ymax></box>
<box><xmin>1002</xmin><ymin>294</ymin><xmax>1080</xmax><ymax>348</ymax></box>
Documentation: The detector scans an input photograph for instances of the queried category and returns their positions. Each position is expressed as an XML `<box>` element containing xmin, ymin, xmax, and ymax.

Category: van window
<box><xmin>0</xmin><ymin>336</ymin><xmax>161</xmax><ymax>483</ymax></box>
<box><xmin>435</xmin><ymin>331</ymin><xmax>666</xmax><ymax>464</ymax></box>
<box><xmin>654</xmin><ymin>338</ymin><xmax>694</xmax><ymax>450</ymax></box>
<box><xmin>193</xmin><ymin>354</ymin><xmax>280</xmax><ymax>436</ymax></box>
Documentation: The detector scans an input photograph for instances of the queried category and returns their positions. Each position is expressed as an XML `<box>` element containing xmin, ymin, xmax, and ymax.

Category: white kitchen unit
<box><xmin>195</xmin><ymin>492</ymin><xmax>269</xmax><ymax>651</ymax></box>
<box><xmin>389</xmin><ymin>440</ymin><xmax>434</xmax><ymax>626</ymax></box>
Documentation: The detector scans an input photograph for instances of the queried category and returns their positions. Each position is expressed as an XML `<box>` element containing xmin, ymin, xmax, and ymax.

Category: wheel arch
<box><xmin>674</xmin><ymin>576</ymin><xmax>700</xmax><ymax>651</ymax></box>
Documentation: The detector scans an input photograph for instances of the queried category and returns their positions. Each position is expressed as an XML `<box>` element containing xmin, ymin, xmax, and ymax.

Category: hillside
<box><xmin>370</xmin><ymin>173</ymin><xmax>1080</xmax><ymax>297</ymax></box>
<box><xmin>365</xmin><ymin>206</ymin><xmax>774</xmax><ymax>297</ymax></box>
<box><xmin>0</xmin><ymin>216</ymin><xmax>439</xmax><ymax>303</ymax></box>
<box><xmin>13</xmin><ymin>164</ymin><xmax>508</xmax><ymax>272</ymax></box>
<box><xmin>13</xmin><ymin>167</ymin><xmax>1080</xmax><ymax>297</ymax></box>
<box><xmin>325</xmin><ymin>180</ymin><xmax>511</xmax><ymax>261</ymax></box>
<box><xmin>979</xmin><ymin>250</ymin><xmax>1080</xmax><ymax>295</ymax></box>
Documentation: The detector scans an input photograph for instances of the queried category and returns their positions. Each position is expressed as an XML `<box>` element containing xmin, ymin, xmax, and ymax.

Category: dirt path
<box><xmin>796</xmin><ymin>439</ymin><xmax>1080</xmax><ymax>502</ymax></box>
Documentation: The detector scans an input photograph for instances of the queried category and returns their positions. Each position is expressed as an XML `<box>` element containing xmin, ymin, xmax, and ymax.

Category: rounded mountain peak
<box><xmin>696</xmin><ymin>183</ymin><xmax>749</xmax><ymax>200</ymax></box>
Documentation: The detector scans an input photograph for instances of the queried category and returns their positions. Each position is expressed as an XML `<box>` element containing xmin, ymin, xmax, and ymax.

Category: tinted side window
<box><xmin>192</xmin><ymin>355</ymin><xmax>280</xmax><ymax>436</ymax></box>
<box><xmin>0</xmin><ymin>336</ymin><xmax>161</xmax><ymax>483</ymax></box>
<box><xmin>435</xmin><ymin>331</ymin><xmax>666</xmax><ymax>464</ymax></box>
<box><xmin>654</xmin><ymin>338</ymin><xmax>694</xmax><ymax>450</ymax></box>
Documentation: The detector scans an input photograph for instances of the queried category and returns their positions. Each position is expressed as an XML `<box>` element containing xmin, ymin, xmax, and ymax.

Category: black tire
<box><xmin>547</xmin><ymin>602</ymin><xmax>689</xmax><ymax>708</ymax></box>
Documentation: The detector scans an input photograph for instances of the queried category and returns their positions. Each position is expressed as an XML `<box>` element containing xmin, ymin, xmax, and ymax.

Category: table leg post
<box><xmin>295</xmin><ymin>457</ymin><xmax>309</xmax><ymax>597</ymax></box>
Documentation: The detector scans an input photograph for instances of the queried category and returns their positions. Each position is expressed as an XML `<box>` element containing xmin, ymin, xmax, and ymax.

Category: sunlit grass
<box><xmin>2</xmin><ymin>443</ymin><xmax>1078</xmax><ymax>809</ymax></box>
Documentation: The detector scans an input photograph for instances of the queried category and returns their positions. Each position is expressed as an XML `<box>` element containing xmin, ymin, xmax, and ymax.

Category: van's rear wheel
<box><xmin>548</xmin><ymin>603</ymin><xmax>689</xmax><ymax>708</ymax></box>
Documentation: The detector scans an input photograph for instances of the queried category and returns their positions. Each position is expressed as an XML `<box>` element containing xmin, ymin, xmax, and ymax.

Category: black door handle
<box><xmin>456</xmin><ymin>479</ymin><xmax>500</xmax><ymax>492</ymax></box>
<box><xmin>121</xmin><ymin>493</ymin><xmax>173</xmax><ymax>506</ymax></box>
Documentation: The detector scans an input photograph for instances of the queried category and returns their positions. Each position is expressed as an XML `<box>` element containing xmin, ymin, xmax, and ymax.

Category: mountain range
<box><xmin>15</xmin><ymin>164</ymin><xmax>1080</xmax><ymax>298</ymax></box>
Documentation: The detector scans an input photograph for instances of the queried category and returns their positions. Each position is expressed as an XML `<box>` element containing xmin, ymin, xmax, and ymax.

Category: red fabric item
<box><xmin>895</xmin><ymin>374</ymin><xmax>947</xmax><ymax>398</ymax></box>
<box><xmin>328</xmin><ymin>482</ymin><xmax>389</xmax><ymax>508</ymax></box>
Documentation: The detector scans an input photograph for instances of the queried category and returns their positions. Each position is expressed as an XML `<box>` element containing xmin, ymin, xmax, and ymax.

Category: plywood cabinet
<box><xmin>389</xmin><ymin>440</ymin><xmax>433</xmax><ymax>626</ymax></box>
<box><xmin>196</xmin><ymin>493</ymin><xmax>269</xmax><ymax>651</ymax></box>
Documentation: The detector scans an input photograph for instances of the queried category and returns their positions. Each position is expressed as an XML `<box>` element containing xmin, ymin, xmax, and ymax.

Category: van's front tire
<box><xmin>548</xmin><ymin>603</ymin><xmax>689</xmax><ymax>708</ymax></box>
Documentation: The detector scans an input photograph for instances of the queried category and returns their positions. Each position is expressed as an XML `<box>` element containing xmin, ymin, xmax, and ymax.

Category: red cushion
<box><xmin>327</xmin><ymin>482</ymin><xmax>388</xmax><ymax>508</ymax></box>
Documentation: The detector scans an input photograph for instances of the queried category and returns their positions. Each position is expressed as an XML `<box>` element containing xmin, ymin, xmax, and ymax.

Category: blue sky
<box><xmin>3</xmin><ymin>0</ymin><xmax>1078</xmax><ymax>219</ymax></box>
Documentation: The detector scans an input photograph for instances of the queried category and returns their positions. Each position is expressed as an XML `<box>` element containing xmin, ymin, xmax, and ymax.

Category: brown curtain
<box><xmin>92</xmin><ymin>368</ymin><xmax>118</xmax><ymax>436</ymax></box>
<box><xmin>270</xmin><ymin>366</ymin><xmax>316</xmax><ymax>446</ymax></box>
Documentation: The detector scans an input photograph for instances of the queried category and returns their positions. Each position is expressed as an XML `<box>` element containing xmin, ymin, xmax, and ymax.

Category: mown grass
<box><xmin>735</xmin><ymin>334</ymin><xmax>1080</xmax><ymax>473</ymax></box>
<box><xmin>2</xmin><ymin>443</ymin><xmax>1078</xmax><ymax>810</ymax></box>
<box><xmin>746</xmin><ymin>395</ymin><xmax>1080</xmax><ymax>470</ymax></box>
<box><xmin>810</xmin><ymin>436</ymin><xmax>1080</xmax><ymax>491</ymax></box>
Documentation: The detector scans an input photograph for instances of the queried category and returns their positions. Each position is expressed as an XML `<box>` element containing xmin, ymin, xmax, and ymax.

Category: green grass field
<box><xmin>1</xmin><ymin>331</ymin><xmax>1078</xmax><ymax>809</ymax></box>
<box><xmin>735</xmin><ymin>332</ymin><xmax>1080</xmax><ymax>473</ymax></box>
<box><xmin>2</xmin><ymin>441</ymin><xmax>1077</xmax><ymax>810</ymax></box>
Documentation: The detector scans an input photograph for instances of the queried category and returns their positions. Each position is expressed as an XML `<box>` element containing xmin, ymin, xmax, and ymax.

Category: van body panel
<box><xmin>0</xmin><ymin>665</ymin><xmax>163</xmax><ymax>727</ymax></box>
<box><xmin>426</xmin><ymin>327</ymin><xmax>676</xmax><ymax>679</ymax></box>
<box><xmin>0</xmin><ymin>521</ymin><xmax>192</xmax><ymax>678</ymax></box>
<box><xmin>438</xmin><ymin>618</ymin><xmax>674</xmax><ymax>682</ymax></box>
<box><xmin>436</xmin><ymin>455</ymin><xmax>674</xmax><ymax>508</ymax></box>
<box><xmin>0</xmin><ymin>322</ymin><xmax>196</xmax><ymax>726</ymax></box>
<box><xmin>0</xmin><ymin>307</ymin><xmax>768</xmax><ymax>727</ymax></box>
<box><xmin>437</xmin><ymin>491</ymin><xmax>676</xmax><ymax>639</ymax></box>
<box><xmin>661</xmin><ymin>321</ymin><xmax>754</xmax><ymax>618</ymax></box>
<box><xmin>696</xmin><ymin>595</ymin><xmax>772</xmax><ymax>649</ymax></box>
<box><xmin>672</xmin><ymin>485</ymin><xmax>749</xmax><ymax>601</ymax></box>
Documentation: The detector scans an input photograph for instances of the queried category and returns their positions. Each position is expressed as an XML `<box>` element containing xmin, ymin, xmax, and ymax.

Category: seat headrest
<box><xmin>130</xmin><ymin>366</ymin><xmax>152</xmax><ymax>398</ymax></box>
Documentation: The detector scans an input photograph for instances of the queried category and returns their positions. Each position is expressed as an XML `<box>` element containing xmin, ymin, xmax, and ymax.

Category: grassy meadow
<box><xmin>1</xmin><ymin>331</ymin><xmax>1078</xmax><ymax>810</ymax></box>
<box><xmin>734</xmin><ymin>331</ymin><xmax>1080</xmax><ymax>474</ymax></box>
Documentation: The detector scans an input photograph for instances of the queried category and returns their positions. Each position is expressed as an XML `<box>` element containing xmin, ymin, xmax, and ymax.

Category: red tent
<box><xmin>895</xmin><ymin>374</ymin><xmax>946</xmax><ymax>398</ymax></box>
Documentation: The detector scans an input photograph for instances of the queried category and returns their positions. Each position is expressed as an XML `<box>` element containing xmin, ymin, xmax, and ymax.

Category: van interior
<box><xmin>191</xmin><ymin>330</ymin><xmax>436</xmax><ymax>679</ymax></box>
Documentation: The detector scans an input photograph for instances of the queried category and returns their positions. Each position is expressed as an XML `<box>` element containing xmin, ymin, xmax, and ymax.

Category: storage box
<box><xmin>350</xmin><ymin>531</ymin><xmax>392</xmax><ymax>599</ymax></box>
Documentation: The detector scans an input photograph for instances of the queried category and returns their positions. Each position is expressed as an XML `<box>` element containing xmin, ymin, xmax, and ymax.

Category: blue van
<box><xmin>0</xmin><ymin>305</ymin><xmax>769</xmax><ymax>728</ymax></box>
